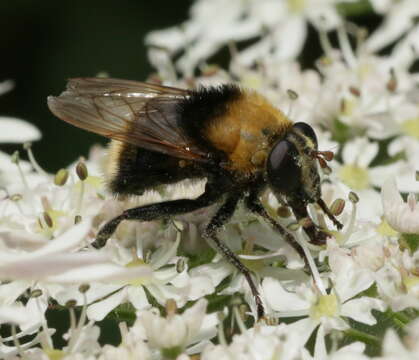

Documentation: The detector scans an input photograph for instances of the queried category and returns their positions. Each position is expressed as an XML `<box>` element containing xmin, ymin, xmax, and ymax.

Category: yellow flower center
<box><xmin>341</xmin><ymin>99</ymin><xmax>356</xmax><ymax>116</ymax></box>
<box><xmin>44</xmin><ymin>349</ymin><xmax>65</xmax><ymax>360</ymax></box>
<box><xmin>403</xmin><ymin>275</ymin><xmax>419</xmax><ymax>292</ymax></box>
<box><xmin>125</xmin><ymin>259</ymin><xmax>150</xmax><ymax>286</ymax></box>
<box><xmin>339</xmin><ymin>164</ymin><xmax>370</xmax><ymax>190</ymax></box>
<box><xmin>310</xmin><ymin>294</ymin><xmax>338</xmax><ymax>320</ymax></box>
<box><xmin>238</xmin><ymin>250</ymin><xmax>265</xmax><ymax>273</ymax></box>
<box><xmin>376</xmin><ymin>218</ymin><xmax>398</xmax><ymax>237</ymax></box>
<box><xmin>287</xmin><ymin>0</ymin><xmax>306</xmax><ymax>13</ymax></box>
<box><xmin>401</xmin><ymin>118</ymin><xmax>419</xmax><ymax>139</ymax></box>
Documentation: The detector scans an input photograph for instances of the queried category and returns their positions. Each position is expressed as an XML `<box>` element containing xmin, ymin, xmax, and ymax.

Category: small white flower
<box><xmin>367</xmin><ymin>0</ymin><xmax>419</xmax><ymax>52</ymax></box>
<box><xmin>378</xmin><ymin>318</ymin><xmax>419</xmax><ymax>360</ymax></box>
<box><xmin>146</xmin><ymin>0</ymin><xmax>348</xmax><ymax>76</ymax></box>
<box><xmin>85</xmin><ymin>234</ymin><xmax>202</xmax><ymax>321</ymax></box>
<box><xmin>331</xmin><ymin>137</ymin><xmax>402</xmax><ymax>221</ymax></box>
<box><xmin>262</xmin><ymin>238</ymin><xmax>386</xmax><ymax>346</ymax></box>
<box><xmin>381</xmin><ymin>177</ymin><xmax>419</xmax><ymax>234</ymax></box>
<box><xmin>138</xmin><ymin>298</ymin><xmax>216</xmax><ymax>357</ymax></box>
<box><xmin>202</xmin><ymin>324</ymin><xmax>304</xmax><ymax>360</ymax></box>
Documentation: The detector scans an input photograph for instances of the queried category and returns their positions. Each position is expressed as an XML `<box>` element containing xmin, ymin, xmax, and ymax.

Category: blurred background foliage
<box><xmin>0</xmin><ymin>0</ymin><xmax>190</xmax><ymax>171</ymax></box>
<box><xmin>0</xmin><ymin>0</ymin><xmax>383</xmax><ymax>172</ymax></box>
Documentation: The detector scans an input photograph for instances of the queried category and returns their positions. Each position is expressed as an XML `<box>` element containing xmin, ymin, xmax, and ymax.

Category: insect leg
<box><xmin>287</xmin><ymin>199</ymin><xmax>328</xmax><ymax>245</ymax></box>
<box><xmin>203</xmin><ymin>194</ymin><xmax>265</xmax><ymax>320</ymax></box>
<box><xmin>93</xmin><ymin>183</ymin><xmax>224</xmax><ymax>248</ymax></box>
<box><xmin>245</xmin><ymin>194</ymin><xmax>308</xmax><ymax>266</ymax></box>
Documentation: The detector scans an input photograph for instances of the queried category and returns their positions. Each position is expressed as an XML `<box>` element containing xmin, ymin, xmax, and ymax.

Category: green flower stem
<box><xmin>387</xmin><ymin>309</ymin><xmax>411</xmax><ymax>327</ymax></box>
<box><xmin>344</xmin><ymin>328</ymin><xmax>381</xmax><ymax>347</ymax></box>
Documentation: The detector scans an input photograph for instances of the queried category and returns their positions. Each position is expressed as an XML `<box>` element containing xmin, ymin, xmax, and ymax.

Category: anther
<box><xmin>54</xmin><ymin>169</ymin><xmax>69</xmax><ymax>186</ymax></box>
<box><xmin>348</xmin><ymin>191</ymin><xmax>359</xmax><ymax>204</ymax></box>
<box><xmin>387</xmin><ymin>68</ymin><xmax>397</xmax><ymax>92</ymax></box>
<box><xmin>42</xmin><ymin>212</ymin><xmax>53</xmax><ymax>228</ymax></box>
<box><xmin>330</xmin><ymin>198</ymin><xmax>345</xmax><ymax>216</ymax></box>
<box><xmin>165</xmin><ymin>299</ymin><xmax>177</xmax><ymax>317</ymax></box>
<box><xmin>76</xmin><ymin>160</ymin><xmax>88</xmax><ymax>181</ymax></box>
<box><xmin>79</xmin><ymin>284</ymin><xmax>90</xmax><ymax>293</ymax></box>
<box><xmin>30</xmin><ymin>289</ymin><xmax>43</xmax><ymax>298</ymax></box>
<box><xmin>287</xmin><ymin>89</ymin><xmax>299</xmax><ymax>100</ymax></box>
<box><xmin>317</xmin><ymin>198</ymin><xmax>343</xmax><ymax>230</ymax></box>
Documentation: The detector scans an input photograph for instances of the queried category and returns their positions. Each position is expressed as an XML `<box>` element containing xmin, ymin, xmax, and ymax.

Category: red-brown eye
<box><xmin>293</xmin><ymin>122</ymin><xmax>317</xmax><ymax>148</ymax></box>
<box><xmin>267</xmin><ymin>139</ymin><xmax>301</xmax><ymax>193</ymax></box>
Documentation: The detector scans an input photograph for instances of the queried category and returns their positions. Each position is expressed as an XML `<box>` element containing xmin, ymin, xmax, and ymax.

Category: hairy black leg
<box><xmin>245</xmin><ymin>193</ymin><xmax>308</xmax><ymax>267</ymax></box>
<box><xmin>94</xmin><ymin>182</ymin><xmax>224</xmax><ymax>248</ymax></box>
<box><xmin>203</xmin><ymin>194</ymin><xmax>265</xmax><ymax>320</ymax></box>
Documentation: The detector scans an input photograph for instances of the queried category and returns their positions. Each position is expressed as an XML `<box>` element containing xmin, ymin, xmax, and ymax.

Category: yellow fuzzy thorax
<box><xmin>205</xmin><ymin>90</ymin><xmax>292</xmax><ymax>175</ymax></box>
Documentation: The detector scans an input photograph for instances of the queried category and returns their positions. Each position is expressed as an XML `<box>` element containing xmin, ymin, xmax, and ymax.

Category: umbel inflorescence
<box><xmin>0</xmin><ymin>1</ymin><xmax>418</xmax><ymax>359</ymax></box>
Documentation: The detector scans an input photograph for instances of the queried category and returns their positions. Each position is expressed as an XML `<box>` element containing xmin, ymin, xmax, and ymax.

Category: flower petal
<box><xmin>0</xmin><ymin>117</ymin><xmax>41</xmax><ymax>143</ymax></box>
<box><xmin>341</xmin><ymin>297</ymin><xmax>386</xmax><ymax>325</ymax></box>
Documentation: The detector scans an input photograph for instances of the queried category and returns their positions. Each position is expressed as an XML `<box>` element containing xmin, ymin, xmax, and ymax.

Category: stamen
<box><xmin>337</xmin><ymin>25</ymin><xmax>356</xmax><ymax>68</ymax></box>
<box><xmin>217</xmin><ymin>312</ymin><xmax>227</xmax><ymax>346</ymax></box>
<box><xmin>330</xmin><ymin>198</ymin><xmax>345</xmax><ymax>216</ymax></box>
<box><xmin>233</xmin><ymin>306</ymin><xmax>247</xmax><ymax>334</ymax></box>
<box><xmin>176</xmin><ymin>257</ymin><xmax>186</xmax><ymax>273</ymax></box>
<box><xmin>297</xmin><ymin>232</ymin><xmax>326</xmax><ymax>295</ymax></box>
<box><xmin>165</xmin><ymin>299</ymin><xmax>177</xmax><ymax>318</ymax></box>
<box><xmin>66</xmin><ymin>299</ymin><xmax>77</xmax><ymax>333</ymax></box>
<box><xmin>387</xmin><ymin>68</ymin><xmax>397</xmax><ymax>92</ymax></box>
<box><xmin>32</xmin><ymin>289</ymin><xmax>53</xmax><ymax>350</ymax></box>
<box><xmin>317</xmin><ymin>198</ymin><xmax>343</xmax><ymax>230</ymax></box>
<box><xmin>75</xmin><ymin>159</ymin><xmax>88</xmax><ymax>216</ymax></box>
<box><xmin>318</xmin><ymin>29</ymin><xmax>334</xmax><ymax>60</ymax></box>
<box><xmin>286</xmin><ymin>89</ymin><xmax>299</xmax><ymax>119</ymax></box>
<box><xmin>68</xmin><ymin>286</ymin><xmax>89</xmax><ymax>353</ymax></box>
<box><xmin>11</xmin><ymin>325</ymin><xmax>24</xmax><ymax>358</ymax></box>
<box><xmin>23</xmin><ymin>142</ymin><xmax>47</xmax><ymax>177</ymax></box>
<box><xmin>342</xmin><ymin>193</ymin><xmax>358</xmax><ymax>243</ymax></box>
<box><xmin>54</xmin><ymin>169</ymin><xmax>69</xmax><ymax>186</ymax></box>
<box><xmin>11</xmin><ymin>151</ymin><xmax>30</xmax><ymax>193</ymax></box>
<box><xmin>355</xmin><ymin>27</ymin><xmax>368</xmax><ymax>53</ymax></box>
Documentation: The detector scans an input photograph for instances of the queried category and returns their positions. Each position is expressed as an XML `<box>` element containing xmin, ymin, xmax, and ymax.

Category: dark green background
<box><xmin>0</xmin><ymin>1</ymin><xmax>388</xmax><ymax>172</ymax></box>
<box><xmin>0</xmin><ymin>0</ymin><xmax>190</xmax><ymax>171</ymax></box>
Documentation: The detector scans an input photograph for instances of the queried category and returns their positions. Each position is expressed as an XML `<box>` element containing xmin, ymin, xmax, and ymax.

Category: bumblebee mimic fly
<box><xmin>48</xmin><ymin>77</ymin><xmax>343</xmax><ymax>319</ymax></box>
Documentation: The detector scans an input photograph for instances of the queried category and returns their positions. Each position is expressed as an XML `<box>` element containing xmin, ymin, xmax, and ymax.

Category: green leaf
<box><xmin>401</xmin><ymin>233</ymin><xmax>419</xmax><ymax>253</ymax></box>
<box><xmin>336</xmin><ymin>0</ymin><xmax>373</xmax><ymax>17</ymax></box>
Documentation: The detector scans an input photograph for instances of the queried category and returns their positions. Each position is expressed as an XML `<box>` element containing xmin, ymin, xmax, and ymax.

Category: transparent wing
<box><xmin>48</xmin><ymin>77</ymin><xmax>209</xmax><ymax>161</ymax></box>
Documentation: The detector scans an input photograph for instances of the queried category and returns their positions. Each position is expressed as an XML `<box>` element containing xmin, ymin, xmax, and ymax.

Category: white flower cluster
<box><xmin>0</xmin><ymin>0</ymin><xmax>418</xmax><ymax>359</ymax></box>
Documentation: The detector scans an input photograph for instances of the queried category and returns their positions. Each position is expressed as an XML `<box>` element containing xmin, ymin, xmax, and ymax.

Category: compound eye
<box><xmin>267</xmin><ymin>140</ymin><xmax>300</xmax><ymax>193</ymax></box>
<box><xmin>293</xmin><ymin>122</ymin><xmax>317</xmax><ymax>147</ymax></box>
